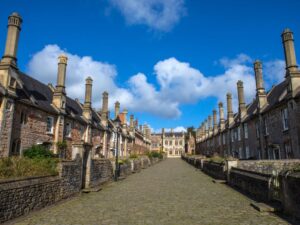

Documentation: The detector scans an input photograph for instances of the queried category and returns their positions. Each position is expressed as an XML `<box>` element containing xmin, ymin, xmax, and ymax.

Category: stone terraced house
<box><xmin>196</xmin><ymin>28</ymin><xmax>300</xmax><ymax>160</ymax></box>
<box><xmin>0</xmin><ymin>12</ymin><xmax>151</xmax><ymax>160</ymax></box>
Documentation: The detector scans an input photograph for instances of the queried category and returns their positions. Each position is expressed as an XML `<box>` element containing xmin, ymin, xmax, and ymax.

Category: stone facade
<box><xmin>196</xmin><ymin>29</ymin><xmax>300</xmax><ymax>160</ymax></box>
<box><xmin>157</xmin><ymin>129</ymin><xmax>185</xmax><ymax>158</ymax></box>
<box><xmin>0</xmin><ymin>12</ymin><xmax>151</xmax><ymax>166</ymax></box>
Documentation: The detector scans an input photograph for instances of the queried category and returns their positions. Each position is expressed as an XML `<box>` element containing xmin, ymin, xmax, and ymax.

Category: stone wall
<box><xmin>119</xmin><ymin>161</ymin><xmax>132</xmax><ymax>177</ymax></box>
<box><xmin>130</xmin><ymin>158</ymin><xmax>142</xmax><ymax>173</ymax></box>
<box><xmin>58</xmin><ymin>157</ymin><xmax>82</xmax><ymax>198</ymax></box>
<box><xmin>0</xmin><ymin>175</ymin><xmax>61</xmax><ymax>223</ymax></box>
<box><xmin>229</xmin><ymin>167</ymin><xmax>272</xmax><ymax>201</ymax></box>
<box><xmin>89</xmin><ymin>158</ymin><xmax>113</xmax><ymax>187</ymax></box>
<box><xmin>279</xmin><ymin>171</ymin><xmax>300</xmax><ymax>219</ymax></box>
<box><xmin>202</xmin><ymin>161</ymin><xmax>226</xmax><ymax>180</ymax></box>
<box><xmin>141</xmin><ymin>156</ymin><xmax>151</xmax><ymax>168</ymax></box>
<box><xmin>237</xmin><ymin>160</ymin><xmax>300</xmax><ymax>174</ymax></box>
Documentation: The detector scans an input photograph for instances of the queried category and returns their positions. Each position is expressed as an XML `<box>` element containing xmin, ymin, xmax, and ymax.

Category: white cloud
<box><xmin>27</xmin><ymin>44</ymin><xmax>284</xmax><ymax>121</ymax></box>
<box><xmin>264</xmin><ymin>59</ymin><xmax>285</xmax><ymax>87</ymax></box>
<box><xmin>108</xmin><ymin>0</ymin><xmax>186</xmax><ymax>31</ymax></box>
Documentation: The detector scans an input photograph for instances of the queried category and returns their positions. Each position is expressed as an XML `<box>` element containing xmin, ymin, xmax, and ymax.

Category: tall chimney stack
<box><xmin>213</xmin><ymin>109</ymin><xmax>218</xmax><ymax>134</ymax></box>
<box><xmin>1</xmin><ymin>13</ymin><xmax>22</xmax><ymax>68</ymax></box>
<box><xmin>130</xmin><ymin>114</ymin><xmax>134</xmax><ymax>129</ymax></box>
<box><xmin>227</xmin><ymin>93</ymin><xmax>234</xmax><ymax>125</ymax></box>
<box><xmin>237</xmin><ymin>80</ymin><xmax>247</xmax><ymax>119</ymax></box>
<box><xmin>208</xmin><ymin>116</ymin><xmax>213</xmax><ymax>136</ymax></box>
<box><xmin>101</xmin><ymin>91</ymin><xmax>108</xmax><ymax>123</ymax></box>
<box><xmin>56</xmin><ymin>55</ymin><xmax>68</xmax><ymax>94</ymax></box>
<box><xmin>83</xmin><ymin>77</ymin><xmax>93</xmax><ymax>120</ymax></box>
<box><xmin>115</xmin><ymin>101</ymin><xmax>120</xmax><ymax>119</ymax></box>
<box><xmin>204</xmin><ymin>119</ymin><xmax>209</xmax><ymax>138</ymax></box>
<box><xmin>218</xmin><ymin>102</ymin><xmax>225</xmax><ymax>130</ymax></box>
<box><xmin>254</xmin><ymin>60</ymin><xmax>267</xmax><ymax>110</ymax></box>
<box><xmin>282</xmin><ymin>29</ymin><xmax>298</xmax><ymax>74</ymax></box>
<box><xmin>52</xmin><ymin>55</ymin><xmax>68</xmax><ymax>110</ymax></box>
<box><xmin>122</xmin><ymin>109</ymin><xmax>128</xmax><ymax>125</ymax></box>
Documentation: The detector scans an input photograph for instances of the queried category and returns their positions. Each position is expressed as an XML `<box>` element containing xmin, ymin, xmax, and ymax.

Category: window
<box><xmin>165</xmin><ymin>140</ymin><xmax>168</xmax><ymax>145</ymax></box>
<box><xmin>222</xmin><ymin>133</ymin><xmax>226</xmax><ymax>144</ymax></box>
<box><xmin>169</xmin><ymin>150</ymin><xmax>172</xmax><ymax>155</ymax></box>
<box><xmin>234</xmin><ymin>129</ymin><xmax>238</xmax><ymax>140</ymax></box>
<box><xmin>80</xmin><ymin>126</ymin><xmax>85</xmax><ymax>140</ymax></box>
<box><xmin>237</xmin><ymin>126</ymin><xmax>241</xmax><ymax>141</ymax></box>
<box><xmin>263</xmin><ymin>117</ymin><xmax>269</xmax><ymax>135</ymax></box>
<box><xmin>245</xmin><ymin>146</ymin><xmax>250</xmax><ymax>159</ymax></box>
<box><xmin>179</xmin><ymin>140</ymin><xmax>183</xmax><ymax>145</ymax></box>
<box><xmin>218</xmin><ymin>135</ymin><xmax>221</xmax><ymax>145</ymax></box>
<box><xmin>284</xmin><ymin>142</ymin><xmax>293</xmax><ymax>159</ymax></box>
<box><xmin>20</xmin><ymin>111</ymin><xmax>27</xmax><ymax>125</ymax></box>
<box><xmin>231</xmin><ymin>130</ymin><xmax>234</xmax><ymax>142</ymax></box>
<box><xmin>175</xmin><ymin>141</ymin><xmax>178</xmax><ymax>146</ymax></box>
<box><xmin>282</xmin><ymin>108</ymin><xmax>289</xmax><ymax>130</ymax></box>
<box><xmin>46</xmin><ymin>117</ymin><xmax>54</xmax><ymax>133</ymax></box>
<box><xmin>244</xmin><ymin>123</ymin><xmax>248</xmax><ymax>139</ymax></box>
<box><xmin>65</xmin><ymin>122</ymin><xmax>72</xmax><ymax>137</ymax></box>
<box><xmin>238</xmin><ymin>147</ymin><xmax>243</xmax><ymax>159</ymax></box>
<box><xmin>255</xmin><ymin>122</ymin><xmax>260</xmax><ymax>138</ymax></box>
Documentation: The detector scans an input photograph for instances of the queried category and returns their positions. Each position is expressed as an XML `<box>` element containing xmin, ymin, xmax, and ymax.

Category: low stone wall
<box><xmin>0</xmin><ymin>158</ymin><xmax>83</xmax><ymax>223</ymax></box>
<box><xmin>119</xmin><ymin>161</ymin><xmax>133</xmax><ymax>177</ymax></box>
<box><xmin>141</xmin><ymin>156</ymin><xmax>151</xmax><ymax>169</ymax></box>
<box><xmin>130</xmin><ymin>158</ymin><xmax>142</xmax><ymax>172</ymax></box>
<box><xmin>237</xmin><ymin>160</ymin><xmax>300</xmax><ymax>174</ymax></box>
<box><xmin>58</xmin><ymin>158</ymin><xmax>82</xmax><ymax>198</ymax></box>
<box><xmin>229</xmin><ymin>167</ymin><xmax>272</xmax><ymax>201</ymax></box>
<box><xmin>279</xmin><ymin>171</ymin><xmax>300</xmax><ymax>219</ymax></box>
<box><xmin>89</xmin><ymin>159</ymin><xmax>113</xmax><ymax>187</ymax></box>
<box><xmin>0</xmin><ymin>176</ymin><xmax>61</xmax><ymax>223</ymax></box>
<box><xmin>202</xmin><ymin>161</ymin><xmax>226</xmax><ymax>180</ymax></box>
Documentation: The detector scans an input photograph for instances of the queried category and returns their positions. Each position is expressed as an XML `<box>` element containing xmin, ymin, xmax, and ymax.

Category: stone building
<box><xmin>196</xmin><ymin>28</ymin><xmax>300</xmax><ymax>160</ymax></box>
<box><xmin>185</xmin><ymin>132</ymin><xmax>196</xmax><ymax>155</ymax></box>
<box><xmin>0</xmin><ymin>12</ymin><xmax>151</xmax><ymax>160</ymax></box>
<box><xmin>151</xmin><ymin>129</ymin><xmax>185</xmax><ymax>158</ymax></box>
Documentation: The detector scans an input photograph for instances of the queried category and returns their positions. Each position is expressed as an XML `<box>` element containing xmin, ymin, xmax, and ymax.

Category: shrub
<box><xmin>23</xmin><ymin>145</ymin><xmax>55</xmax><ymax>159</ymax></box>
<box><xmin>209</xmin><ymin>155</ymin><xmax>225</xmax><ymax>164</ymax></box>
<box><xmin>147</xmin><ymin>151</ymin><xmax>164</xmax><ymax>159</ymax></box>
<box><xmin>0</xmin><ymin>157</ymin><xmax>58</xmax><ymax>179</ymax></box>
<box><xmin>129</xmin><ymin>153</ymin><xmax>138</xmax><ymax>159</ymax></box>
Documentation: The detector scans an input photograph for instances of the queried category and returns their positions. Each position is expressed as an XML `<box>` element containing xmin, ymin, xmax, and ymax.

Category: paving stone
<box><xmin>11</xmin><ymin>159</ymin><xmax>290</xmax><ymax>225</ymax></box>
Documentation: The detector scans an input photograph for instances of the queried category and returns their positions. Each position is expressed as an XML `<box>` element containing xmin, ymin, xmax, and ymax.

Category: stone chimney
<box><xmin>254</xmin><ymin>60</ymin><xmax>267</xmax><ymax>110</ymax></box>
<box><xmin>204</xmin><ymin>119</ymin><xmax>209</xmax><ymax>138</ymax></box>
<box><xmin>218</xmin><ymin>102</ymin><xmax>225</xmax><ymax>130</ymax></box>
<box><xmin>237</xmin><ymin>80</ymin><xmax>247</xmax><ymax>119</ymax></box>
<box><xmin>83</xmin><ymin>77</ymin><xmax>93</xmax><ymax>120</ymax></box>
<box><xmin>114</xmin><ymin>101</ymin><xmax>120</xmax><ymax>119</ymax></box>
<box><xmin>101</xmin><ymin>91</ymin><xmax>108</xmax><ymax>124</ymax></box>
<box><xmin>139</xmin><ymin>125</ymin><xmax>143</xmax><ymax>132</ymax></box>
<box><xmin>282</xmin><ymin>29</ymin><xmax>298</xmax><ymax>73</ymax></box>
<box><xmin>52</xmin><ymin>55</ymin><xmax>68</xmax><ymax>110</ymax></box>
<box><xmin>122</xmin><ymin>109</ymin><xmax>128</xmax><ymax>125</ymax></box>
<box><xmin>281</xmin><ymin>29</ymin><xmax>300</xmax><ymax>97</ymax></box>
<box><xmin>1</xmin><ymin>13</ymin><xmax>22</xmax><ymax>68</ymax></box>
<box><xmin>227</xmin><ymin>93</ymin><xmax>234</xmax><ymax>125</ymax></box>
<box><xmin>130</xmin><ymin>114</ymin><xmax>134</xmax><ymax>129</ymax></box>
<box><xmin>208</xmin><ymin>116</ymin><xmax>213</xmax><ymax>136</ymax></box>
<box><xmin>213</xmin><ymin>109</ymin><xmax>218</xmax><ymax>134</ymax></box>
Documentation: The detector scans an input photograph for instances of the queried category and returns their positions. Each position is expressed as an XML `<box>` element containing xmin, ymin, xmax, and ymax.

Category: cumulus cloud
<box><xmin>27</xmin><ymin>44</ymin><xmax>133</xmax><ymax>110</ymax></box>
<box><xmin>264</xmin><ymin>59</ymin><xmax>285</xmax><ymax>87</ymax></box>
<box><xmin>27</xmin><ymin>44</ymin><xmax>284</xmax><ymax>120</ymax></box>
<box><xmin>108</xmin><ymin>0</ymin><xmax>186</xmax><ymax>31</ymax></box>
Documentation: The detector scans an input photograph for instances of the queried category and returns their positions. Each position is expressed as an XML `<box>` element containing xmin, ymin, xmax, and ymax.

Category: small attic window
<box><xmin>9</xmin><ymin>77</ymin><xmax>16</xmax><ymax>88</ymax></box>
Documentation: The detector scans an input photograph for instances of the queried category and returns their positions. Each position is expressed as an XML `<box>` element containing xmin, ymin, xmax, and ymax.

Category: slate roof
<box><xmin>16</xmin><ymin>70</ymin><xmax>103</xmax><ymax>128</ymax></box>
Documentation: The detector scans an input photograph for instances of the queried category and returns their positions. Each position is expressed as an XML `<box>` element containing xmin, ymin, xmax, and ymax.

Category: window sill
<box><xmin>282</xmin><ymin>129</ymin><xmax>289</xmax><ymax>133</ymax></box>
<box><xmin>46</xmin><ymin>132</ymin><xmax>54</xmax><ymax>136</ymax></box>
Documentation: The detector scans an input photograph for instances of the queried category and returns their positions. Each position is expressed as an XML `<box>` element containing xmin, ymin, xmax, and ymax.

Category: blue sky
<box><xmin>0</xmin><ymin>0</ymin><xmax>299</xmax><ymax>132</ymax></box>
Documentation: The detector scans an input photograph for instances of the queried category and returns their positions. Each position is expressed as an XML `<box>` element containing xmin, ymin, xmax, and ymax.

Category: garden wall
<box><xmin>202</xmin><ymin>161</ymin><xmax>226</xmax><ymax>180</ymax></box>
<box><xmin>89</xmin><ymin>158</ymin><xmax>113</xmax><ymax>188</ymax></box>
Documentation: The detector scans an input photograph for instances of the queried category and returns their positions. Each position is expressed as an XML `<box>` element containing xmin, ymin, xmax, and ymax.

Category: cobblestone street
<box><xmin>11</xmin><ymin>159</ymin><xmax>290</xmax><ymax>225</ymax></box>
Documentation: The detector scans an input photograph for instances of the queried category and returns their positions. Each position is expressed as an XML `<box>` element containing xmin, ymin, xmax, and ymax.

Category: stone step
<box><xmin>82</xmin><ymin>186</ymin><xmax>102</xmax><ymax>193</ymax></box>
<box><xmin>250</xmin><ymin>202</ymin><xmax>282</xmax><ymax>213</ymax></box>
<box><xmin>212</xmin><ymin>179</ymin><xmax>227</xmax><ymax>184</ymax></box>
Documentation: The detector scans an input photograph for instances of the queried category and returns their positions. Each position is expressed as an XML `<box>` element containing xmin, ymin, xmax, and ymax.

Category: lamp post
<box><xmin>113</xmin><ymin>117</ymin><xmax>121</xmax><ymax>181</ymax></box>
